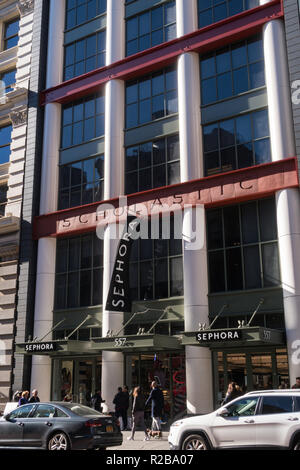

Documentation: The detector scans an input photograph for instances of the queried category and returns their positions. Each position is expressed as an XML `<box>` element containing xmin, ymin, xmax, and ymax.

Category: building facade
<box><xmin>14</xmin><ymin>0</ymin><xmax>300</xmax><ymax>419</ymax></box>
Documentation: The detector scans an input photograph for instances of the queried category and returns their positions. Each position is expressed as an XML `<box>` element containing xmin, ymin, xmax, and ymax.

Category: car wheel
<box><xmin>293</xmin><ymin>437</ymin><xmax>300</xmax><ymax>450</ymax></box>
<box><xmin>47</xmin><ymin>432</ymin><xmax>70</xmax><ymax>451</ymax></box>
<box><xmin>182</xmin><ymin>434</ymin><xmax>209</xmax><ymax>450</ymax></box>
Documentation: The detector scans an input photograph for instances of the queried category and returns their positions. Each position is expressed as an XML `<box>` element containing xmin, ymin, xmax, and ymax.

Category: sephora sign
<box><xmin>196</xmin><ymin>329</ymin><xmax>242</xmax><ymax>343</ymax></box>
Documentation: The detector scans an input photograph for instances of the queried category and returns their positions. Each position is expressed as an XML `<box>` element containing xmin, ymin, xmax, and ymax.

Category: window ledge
<box><xmin>0</xmin><ymin>214</ymin><xmax>19</xmax><ymax>234</ymax></box>
<box><xmin>0</xmin><ymin>46</ymin><xmax>18</xmax><ymax>67</ymax></box>
<box><xmin>0</xmin><ymin>87</ymin><xmax>28</xmax><ymax>109</ymax></box>
<box><xmin>0</xmin><ymin>162</ymin><xmax>9</xmax><ymax>180</ymax></box>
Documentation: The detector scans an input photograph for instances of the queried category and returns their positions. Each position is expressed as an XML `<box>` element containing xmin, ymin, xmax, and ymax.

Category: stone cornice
<box><xmin>9</xmin><ymin>105</ymin><xmax>27</xmax><ymax>127</ymax></box>
<box><xmin>18</xmin><ymin>0</ymin><xmax>34</xmax><ymax>16</ymax></box>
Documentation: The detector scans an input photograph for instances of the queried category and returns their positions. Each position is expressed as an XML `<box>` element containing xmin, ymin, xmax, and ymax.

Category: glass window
<box><xmin>126</xmin><ymin>1</ymin><xmax>176</xmax><ymax>57</ymax></box>
<box><xmin>0</xmin><ymin>184</ymin><xmax>7</xmax><ymax>216</ymax></box>
<box><xmin>55</xmin><ymin>234</ymin><xmax>103</xmax><ymax>309</ymax></box>
<box><xmin>226</xmin><ymin>397</ymin><xmax>259</xmax><ymax>416</ymax></box>
<box><xmin>203</xmin><ymin>109</ymin><xmax>270</xmax><ymax>176</ymax></box>
<box><xmin>125</xmin><ymin>134</ymin><xmax>180</xmax><ymax>195</ymax></box>
<box><xmin>198</xmin><ymin>0</ymin><xmax>259</xmax><ymax>28</ymax></box>
<box><xmin>0</xmin><ymin>69</ymin><xmax>16</xmax><ymax>93</ymax></box>
<box><xmin>207</xmin><ymin>198</ymin><xmax>280</xmax><ymax>293</ymax></box>
<box><xmin>32</xmin><ymin>405</ymin><xmax>57</xmax><ymax>418</ymax></box>
<box><xmin>9</xmin><ymin>405</ymin><xmax>34</xmax><ymax>419</ymax></box>
<box><xmin>61</xmin><ymin>93</ymin><xmax>104</xmax><ymax>149</ymax></box>
<box><xmin>4</xmin><ymin>18</ymin><xmax>20</xmax><ymax>50</ymax></box>
<box><xmin>261</xmin><ymin>396</ymin><xmax>294</xmax><ymax>414</ymax></box>
<box><xmin>129</xmin><ymin>218</ymin><xmax>183</xmax><ymax>301</ymax></box>
<box><xmin>0</xmin><ymin>124</ymin><xmax>12</xmax><ymax>164</ymax></box>
<box><xmin>58</xmin><ymin>154</ymin><xmax>104</xmax><ymax>210</ymax></box>
<box><xmin>125</xmin><ymin>67</ymin><xmax>178</xmax><ymax>128</ymax></box>
<box><xmin>64</xmin><ymin>30</ymin><xmax>106</xmax><ymax>81</ymax></box>
<box><xmin>200</xmin><ymin>35</ymin><xmax>265</xmax><ymax>106</ymax></box>
<box><xmin>66</xmin><ymin>0</ymin><xmax>107</xmax><ymax>30</ymax></box>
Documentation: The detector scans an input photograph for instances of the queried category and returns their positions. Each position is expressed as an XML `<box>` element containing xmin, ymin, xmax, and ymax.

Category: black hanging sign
<box><xmin>105</xmin><ymin>215</ymin><xmax>140</xmax><ymax>313</ymax></box>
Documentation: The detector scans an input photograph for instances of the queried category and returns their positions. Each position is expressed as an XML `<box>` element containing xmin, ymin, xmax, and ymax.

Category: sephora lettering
<box><xmin>105</xmin><ymin>216</ymin><xmax>140</xmax><ymax>312</ymax></box>
<box><xmin>196</xmin><ymin>329</ymin><xmax>242</xmax><ymax>343</ymax></box>
<box><xmin>25</xmin><ymin>342</ymin><xmax>57</xmax><ymax>352</ymax></box>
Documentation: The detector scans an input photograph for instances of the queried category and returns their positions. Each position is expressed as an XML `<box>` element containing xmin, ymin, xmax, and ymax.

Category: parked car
<box><xmin>0</xmin><ymin>402</ymin><xmax>123</xmax><ymax>450</ymax></box>
<box><xmin>168</xmin><ymin>390</ymin><xmax>300</xmax><ymax>450</ymax></box>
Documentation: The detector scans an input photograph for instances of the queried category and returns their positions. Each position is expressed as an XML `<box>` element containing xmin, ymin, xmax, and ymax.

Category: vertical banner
<box><xmin>105</xmin><ymin>215</ymin><xmax>140</xmax><ymax>312</ymax></box>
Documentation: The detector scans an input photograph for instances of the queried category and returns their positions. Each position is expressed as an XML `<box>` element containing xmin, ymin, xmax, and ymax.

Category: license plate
<box><xmin>106</xmin><ymin>425</ymin><xmax>113</xmax><ymax>433</ymax></box>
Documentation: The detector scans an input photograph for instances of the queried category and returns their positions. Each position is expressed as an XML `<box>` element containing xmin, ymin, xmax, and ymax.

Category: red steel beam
<box><xmin>33</xmin><ymin>157</ymin><xmax>299</xmax><ymax>240</ymax></box>
<box><xmin>41</xmin><ymin>0</ymin><xmax>282</xmax><ymax>105</ymax></box>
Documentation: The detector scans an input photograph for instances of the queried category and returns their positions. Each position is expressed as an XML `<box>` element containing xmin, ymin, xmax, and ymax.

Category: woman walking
<box><xmin>127</xmin><ymin>387</ymin><xmax>150</xmax><ymax>441</ymax></box>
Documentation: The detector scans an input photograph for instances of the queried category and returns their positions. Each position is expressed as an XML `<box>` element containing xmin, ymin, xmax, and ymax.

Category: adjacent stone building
<box><xmin>0</xmin><ymin>0</ymin><xmax>46</xmax><ymax>412</ymax></box>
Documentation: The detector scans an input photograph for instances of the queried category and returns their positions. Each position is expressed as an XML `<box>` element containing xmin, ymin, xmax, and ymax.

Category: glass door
<box><xmin>61</xmin><ymin>360</ymin><xmax>74</xmax><ymax>401</ymax></box>
<box><xmin>125</xmin><ymin>352</ymin><xmax>186</xmax><ymax>421</ymax></box>
<box><xmin>213</xmin><ymin>348</ymin><xmax>289</xmax><ymax>408</ymax></box>
<box><xmin>251</xmin><ymin>353</ymin><xmax>273</xmax><ymax>390</ymax></box>
<box><xmin>77</xmin><ymin>360</ymin><xmax>93</xmax><ymax>405</ymax></box>
<box><xmin>226</xmin><ymin>352</ymin><xmax>247</xmax><ymax>393</ymax></box>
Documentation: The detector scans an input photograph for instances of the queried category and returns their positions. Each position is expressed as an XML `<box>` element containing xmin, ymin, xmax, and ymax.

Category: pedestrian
<box><xmin>63</xmin><ymin>393</ymin><xmax>72</xmax><ymax>402</ymax></box>
<box><xmin>91</xmin><ymin>390</ymin><xmax>105</xmax><ymax>412</ymax></box>
<box><xmin>29</xmin><ymin>389</ymin><xmax>40</xmax><ymax>403</ymax></box>
<box><xmin>18</xmin><ymin>391</ymin><xmax>29</xmax><ymax>407</ymax></box>
<box><xmin>292</xmin><ymin>377</ymin><xmax>300</xmax><ymax>389</ymax></box>
<box><xmin>278</xmin><ymin>381</ymin><xmax>288</xmax><ymax>389</ymax></box>
<box><xmin>113</xmin><ymin>386</ymin><xmax>127</xmax><ymax>430</ymax></box>
<box><xmin>127</xmin><ymin>387</ymin><xmax>150</xmax><ymax>441</ymax></box>
<box><xmin>123</xmin><ymin>385</ymin><xmax>130</xmax><ymax>430</ymax></box>
<box><xmin>221</xmin><ymin>382</ymin><xmax>243</xmax><ymax>405</ymax></box>
<box><xmin>13</xmin><ymin>391</ymin><xmax>22</xmax><ymax>403</ymax></box>
<box><xmin>145</xmin><ymin>381</ymin><xmax>164</xmax><ymax>439</ymax></box>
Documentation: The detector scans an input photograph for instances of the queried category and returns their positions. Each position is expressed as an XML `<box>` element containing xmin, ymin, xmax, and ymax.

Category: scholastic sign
<box><xmin>196</xmin><ymin>329</ymin><xmax>242</xmax><ymax>343</ymax></box>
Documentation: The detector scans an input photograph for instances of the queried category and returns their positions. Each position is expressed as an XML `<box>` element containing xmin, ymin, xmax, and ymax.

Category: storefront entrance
<box><xmin>213</xmin><ymin>348</ymin><xmax>289</xmax><ymax>407</ymax></box>
<box><xmin>52</xmin><ymin>357</ymin><xmax>102</xmax><ymax>405</ymax></box>
<box><xmin>125</xmin><ymin>352</ymin><xmax>186</xmax><ymax>422</ymax></box>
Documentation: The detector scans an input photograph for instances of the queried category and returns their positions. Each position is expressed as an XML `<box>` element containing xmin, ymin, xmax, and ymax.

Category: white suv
<box><xmin>168</xmin><ymin>390</ymin><xmax>300</xmax><ymax>450</ymax></box>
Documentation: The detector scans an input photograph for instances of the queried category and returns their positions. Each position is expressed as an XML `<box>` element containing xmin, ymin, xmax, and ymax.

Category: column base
<box><xmin>101</xmin><ymin>351</ymin><xmax>124</xmax><ymax>413</ymax></box>
<box><xmin>185</xmin><ymin>345</ymin><xmax>213</xmax><ymax>414</ymax></box>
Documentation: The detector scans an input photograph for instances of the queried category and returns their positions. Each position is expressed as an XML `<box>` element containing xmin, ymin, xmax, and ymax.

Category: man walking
<box><xmin>145</xmin><ymin>381</ymin><xmax>164</xmax><ymax>439</ymax></box>
<box><xmin>113</xmin><ymin>387</ymin><xmax>127</xmax><ymax>430</ymax></box>
<box><xmin>29</xmin><ymin>389</ymin><xmax>40</xmax><ymax>403</ymax></box>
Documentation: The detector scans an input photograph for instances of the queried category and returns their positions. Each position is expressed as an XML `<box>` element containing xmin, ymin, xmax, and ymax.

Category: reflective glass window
<box><xmin>66</xmin><ymin>0</ymin><xmax>106</xmax><ymax>30</ymax></box>
<box><xmin>201</xmin><ymin>35</ymin><xmax>265</xmax><ymax>105</ymax></box>
<box><xmin>125</xmin><ymin>67</ymin><xmax>178</xmax><ymax>128</ymax></box>
<box><xmin>203</xmin><ymin>109</ymin><xmax>270</xmax><ymax>176</ymax></box>
<box><xmin>207</xmin><ymin>198</ymin><xmax>280</xmax><ymax>293</ymax></box>
<box><xmin>198</xmin><ymin>0</ymin><xmax>259</xmax><ymax>28</ymax></box>
<box><xmin>126</xmin><ymin>1</ymin><xmax>176</xmax><ymax>56</ymax></box>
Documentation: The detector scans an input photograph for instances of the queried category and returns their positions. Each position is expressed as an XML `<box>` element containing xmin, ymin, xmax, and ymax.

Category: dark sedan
<box><xmin>0</xmin><ymin>402</ymin><xmax>123</xmax><ymax>450</ymax></box>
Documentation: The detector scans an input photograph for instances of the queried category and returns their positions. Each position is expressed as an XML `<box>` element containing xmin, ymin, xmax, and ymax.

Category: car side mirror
<box><xmin>217</xmin><ymin>407</ymin><xmax>229</xmax><ymax>417</ymax></box>
<box><xmin>4</xmin><ymin>414</ymin><xmax>11</xmax><ymax>421</ymax></box>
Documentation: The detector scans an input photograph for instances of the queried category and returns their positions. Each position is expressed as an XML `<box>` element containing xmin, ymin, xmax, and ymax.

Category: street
<box><xmin>109</xmin><ymin>430</ymin><xmax>170</xmax><ymax>451</ymax></box>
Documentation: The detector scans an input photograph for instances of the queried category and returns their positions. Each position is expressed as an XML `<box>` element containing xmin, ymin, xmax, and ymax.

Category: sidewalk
<box><xmin>109</xmin><ymin>430</ymin><xmax>170</xmax><ymax>451</ymax></box>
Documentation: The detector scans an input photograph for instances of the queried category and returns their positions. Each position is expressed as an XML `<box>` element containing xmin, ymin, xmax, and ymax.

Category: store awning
<box><xmin>91</xmin><ymin>334</ymin><xmax>181</xmax><ymax>352</ymax></box>
<box><xmin>181</xmin><ymin>327</ymin><xmax>285</xmax><ymax>349</ymax></box>
<box><xmin>15</xmin><ymin>334</ymin><xmax>182</xmax><ymax>356</ymax></box>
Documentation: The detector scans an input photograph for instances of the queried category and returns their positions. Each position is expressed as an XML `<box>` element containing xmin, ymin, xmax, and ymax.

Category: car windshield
<box><xmin>61</xmin><ymin>403</ymin><xmax>102</xmax><ymax>416</ymax></box>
